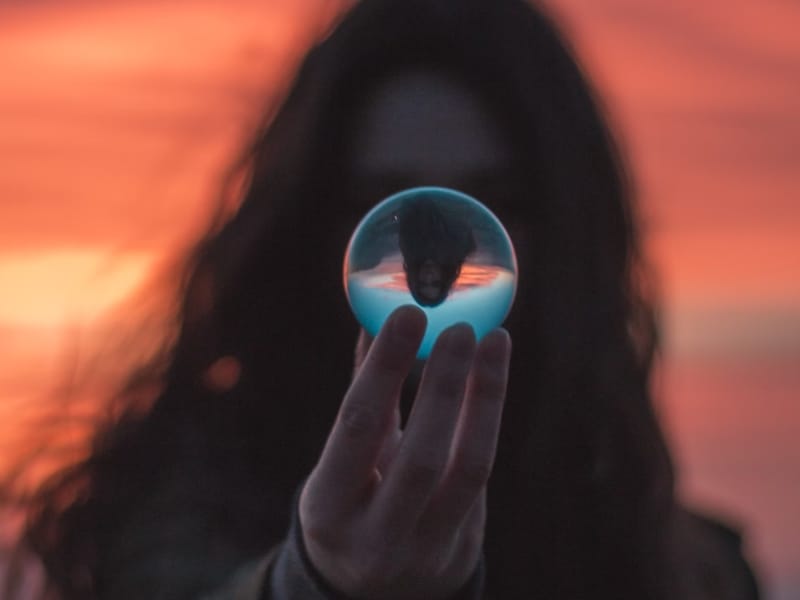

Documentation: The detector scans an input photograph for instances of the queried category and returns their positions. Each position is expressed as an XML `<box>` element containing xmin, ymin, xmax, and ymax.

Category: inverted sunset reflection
<box><xmin>347</xmin><ymin>260</ymin><xmax>514</xmax><ymax>358</ymax></box>
<box><xmin>363</xmin><ymin>260</ymin><xmax>502</xmax><ymax>293</ymax></box>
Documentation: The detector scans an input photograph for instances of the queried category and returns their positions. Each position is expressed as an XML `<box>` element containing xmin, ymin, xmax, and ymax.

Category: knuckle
<box><xmin>300</xmin><ymin>509</ymin><xmax>338</xmax><ymax>549</ymax></box>
<box><xmin>303</xmin><ymin>518</ymin><xmax>334</xmax><ymax>548</ymax></box>
<box><xmin>338</xmin><ymin>403</ymin><xmax>379</xmax><ymax>439</ymax></box>
<box><xmin>433</xmin><ymin>370</ymin><xmax>467</xmax><ymax>398</ymax></box>
<box><xmin>402</xmin><ymin>458</ymin><xmax>442</xmax><ymax>489</ymax></box>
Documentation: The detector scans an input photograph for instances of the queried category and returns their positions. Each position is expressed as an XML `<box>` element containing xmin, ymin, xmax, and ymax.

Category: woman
<box><xmin>16</xmin><ymin>0</ymin><xmax>759</xmax><ymax>598</ymax></box>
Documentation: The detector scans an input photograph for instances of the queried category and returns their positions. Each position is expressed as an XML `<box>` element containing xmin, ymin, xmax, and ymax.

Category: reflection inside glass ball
<box><xmin>343</xmin><ymin>187</ymin><xmax>517</xmax><ymax>358</ymax></box>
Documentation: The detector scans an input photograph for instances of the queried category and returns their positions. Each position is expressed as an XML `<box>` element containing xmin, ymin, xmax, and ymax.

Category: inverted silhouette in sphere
<box><xmin>397</xmin><ymin>195</ymin><xmax>476</xmax><ymax>307</ymax></box>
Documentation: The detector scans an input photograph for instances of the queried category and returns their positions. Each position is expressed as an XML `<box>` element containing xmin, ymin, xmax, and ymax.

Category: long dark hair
<box><xmin>19</xmin><ymin>0</ymin><xmax>675</xmax><ymax>597</ymax></box>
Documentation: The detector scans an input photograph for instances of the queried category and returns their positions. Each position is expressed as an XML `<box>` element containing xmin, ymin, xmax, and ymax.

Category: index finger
<box><xmin>313</xmin><ymin>305</ymin><xmax>426</xmax><ymax>510</ymax></box>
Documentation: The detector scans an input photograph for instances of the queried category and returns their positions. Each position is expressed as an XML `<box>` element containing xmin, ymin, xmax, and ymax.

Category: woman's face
<box><xmin>347</xmin><ymin>69</ymin><xmax>520</xmax><ymax>218</ymax></box>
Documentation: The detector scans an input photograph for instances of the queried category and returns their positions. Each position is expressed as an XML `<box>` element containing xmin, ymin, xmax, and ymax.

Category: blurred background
<box><xmin>0</xmin><ymin>0</ymin><xmax>797</xmax><ymax>598</ymax></box>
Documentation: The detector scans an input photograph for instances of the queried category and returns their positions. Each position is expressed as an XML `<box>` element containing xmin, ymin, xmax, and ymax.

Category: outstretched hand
<box><xmin>300</xmin><ymin>306</ymin><xmax>511</xmax><ymax>600</ymax></box>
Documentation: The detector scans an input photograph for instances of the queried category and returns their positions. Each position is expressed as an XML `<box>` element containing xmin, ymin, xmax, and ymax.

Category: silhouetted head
<box><xmin>397</xmin><ymin>195</ymin><xmax>476</xmax><ymax>306</ymax></box>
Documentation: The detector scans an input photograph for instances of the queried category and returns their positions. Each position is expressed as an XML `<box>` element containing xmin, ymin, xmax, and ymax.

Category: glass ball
<box><xmin>343</xmin><ymin>186</ymin><xmax>517</xmax><ymax>358</ymax></box>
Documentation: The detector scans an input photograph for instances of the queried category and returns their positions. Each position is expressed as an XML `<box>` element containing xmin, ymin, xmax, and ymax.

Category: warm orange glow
<box><xmin>363</xmin><ymin>261</ymin><xmax>504</xmax><ymax>292</ymax></box>
<box><xmin>454</xmin><ymin>264</ymin><xmax>504</xmax><ymax>289</ymax></box>
<box><xmin>0</xmin><ymin>250</ymin><xmax>154</xmax><ymax>327</ymax></box>
<box><xmin>0</xmin><ymin>0</ymin><xmax>797</xmax><ymax>596</ymax></box>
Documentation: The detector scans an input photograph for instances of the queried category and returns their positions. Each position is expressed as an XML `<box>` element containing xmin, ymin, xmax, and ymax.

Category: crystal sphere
<box><xmin>343</xmin><ymin>187</ymin><xmax>517</xmax><ymax>358</ymax></box>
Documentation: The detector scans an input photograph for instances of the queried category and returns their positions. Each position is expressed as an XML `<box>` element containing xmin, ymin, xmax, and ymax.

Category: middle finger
<box><xmin>373</xmin><ymin>322</ymin><xmax>477</xmax><ymax>533</ymax></box>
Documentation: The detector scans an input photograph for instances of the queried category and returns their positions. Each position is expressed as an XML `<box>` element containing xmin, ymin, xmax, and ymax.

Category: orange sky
<box><xmin>0</xmin><ymin>1</ymin><xmax>798</xmax><ymax>597</ymax></box>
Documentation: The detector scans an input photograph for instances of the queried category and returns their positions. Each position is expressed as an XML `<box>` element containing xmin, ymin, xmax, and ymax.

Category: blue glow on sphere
<box><xmin>343</xmin><ymin>187</ymin><xmax>517</xmax><ymax>358</ymax></box>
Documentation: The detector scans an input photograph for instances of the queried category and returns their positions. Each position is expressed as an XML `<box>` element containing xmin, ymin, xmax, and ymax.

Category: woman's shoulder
<box><xmin>672</xmin><ymin>506</ymin><xmax>761</xmax><ymax>600</ymax></box>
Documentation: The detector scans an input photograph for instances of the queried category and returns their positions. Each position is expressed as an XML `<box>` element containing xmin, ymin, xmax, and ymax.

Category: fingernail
<box><xmin>444</xmin><ymin>323</ymin><xmax>476</xmax><ymax>358</ymax></box>
<box><xmin>390</xmin><ymin>306</ymin><xmax>426</xmax><ymax>345</ymax></box>
<box><xmin>483</xmin><ymin>328</ymin><xmax>511</xmax><ymax>366</ymax></box>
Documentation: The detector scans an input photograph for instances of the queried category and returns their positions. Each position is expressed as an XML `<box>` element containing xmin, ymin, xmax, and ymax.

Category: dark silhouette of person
<box><xmin>397</xmin><ymin>193</ymin><xmax>477</xmax><ymax>307</ymax></box>
<box><xmin>5</xmin><ymin>0</ymin><xmax>761</xmax><ymax>599</ymax></box>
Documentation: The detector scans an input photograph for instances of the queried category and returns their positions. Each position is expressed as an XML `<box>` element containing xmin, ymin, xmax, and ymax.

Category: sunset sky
<box><xmin>0</xmin><ymin>0</ymin><xmax>798</xmax><ymax>597</ymax></box>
